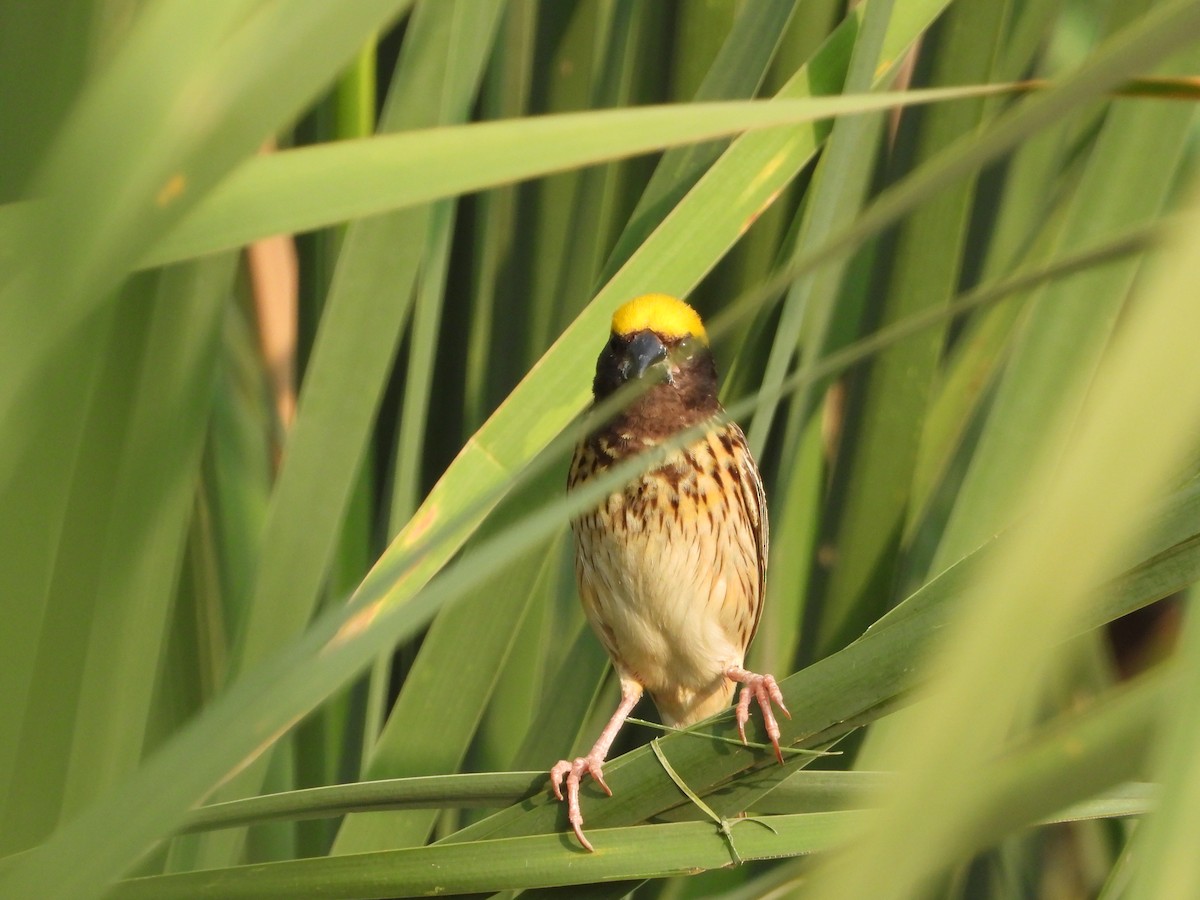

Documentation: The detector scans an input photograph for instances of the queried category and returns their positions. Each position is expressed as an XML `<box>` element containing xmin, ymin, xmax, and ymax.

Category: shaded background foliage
<box><xmin>2</xmin><ymin>0</ymin><xmax>1200</xmax><ymax>897</ymax></box>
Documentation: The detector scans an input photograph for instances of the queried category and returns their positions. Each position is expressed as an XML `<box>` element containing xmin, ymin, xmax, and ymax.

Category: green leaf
<box><xmin>931</xmin><ymin>14</ymin><xmax>1199</xmax><ymax>571</ymax></box>
<box><xmin>182</xmin><ymin>0</ymin><xmax>506</xmax><ymax>868</ymax></box>
<box><xmin>143</xmin><ymin>88</ymin><xmax>1000</xmax><ymax>269</ymax></box>
<box><xmin>802</xmin><ymin>158</ymin><xmax>1200</xmax><ymax>899</ymax></box>
<box><xmin>112</xmin><ymin>812</ymin><xmax>858</xmax><ymax>899</ymax></box>
<box><xmin>813</xmin><ymin>0</ymin><xmax>1011</xmax><ymax>653</ymax></box>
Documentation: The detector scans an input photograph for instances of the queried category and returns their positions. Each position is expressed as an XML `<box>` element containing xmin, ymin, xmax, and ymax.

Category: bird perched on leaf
<box><xmin>551</xmin><ymin>293</ymin><xmax>788</xmax><ymax>851</ymax></box>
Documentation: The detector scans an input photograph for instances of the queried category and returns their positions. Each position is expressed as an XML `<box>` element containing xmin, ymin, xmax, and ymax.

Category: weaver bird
<box><xmin>552</xmin><ymin>293</ymin><xmax>788</xmax><ymax>851</ymax></box>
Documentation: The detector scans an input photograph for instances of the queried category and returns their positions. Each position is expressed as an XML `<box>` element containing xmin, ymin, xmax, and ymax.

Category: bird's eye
<box><xmin>673</xmin><ymin>336</ymin><xmax>700</xmax><ymax>362</ymax></box>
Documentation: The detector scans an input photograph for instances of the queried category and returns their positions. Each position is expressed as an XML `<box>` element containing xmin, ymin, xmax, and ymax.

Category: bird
<box><xmin>551</xmin><ymin>292</ymin><xmax>788</xmax><ymax>851</ymax></box>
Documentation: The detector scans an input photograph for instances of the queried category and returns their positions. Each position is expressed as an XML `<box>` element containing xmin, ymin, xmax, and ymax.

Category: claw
<box><xmin>726</xmin><ymin>667</ymin><xmax>790</xmax><ymax>764</ymax></box>
<box><xmin>588</xmin><ymin>759</ymin><xmax>612</xmax><ymax>797</ymax></box>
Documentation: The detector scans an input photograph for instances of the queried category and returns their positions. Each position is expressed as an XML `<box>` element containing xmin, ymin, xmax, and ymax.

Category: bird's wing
<box><xmin>726</xmin><ymin>421</ymin><xmax>768</xmax><ymax>649</ymax></box>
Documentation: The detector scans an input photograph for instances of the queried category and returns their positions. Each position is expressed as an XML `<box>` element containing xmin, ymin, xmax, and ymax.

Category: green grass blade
<box><xmin>0</xmin><ymin>254</ymin><xmax>232</xmax><ymax>853</ymax></box>
<box><xmin>462</xmin><ymin>0</ymin><xmax>536</xmax><ymax>432</ymax></box>
<box><xmin>1</xmin><ymin>278</ymin><xmax>153</xmax><ymax>851</ymax></box>
<box><xmin>62</xmin><ymin>258</ymin><xmax>236</xmax><ymax>810</ymax></box>
<box><xmin>801</xmin><ymin>177</ymin><xmax>1200</xmax><ymax>899</ymax></box>
<box><xmin>931</xmin><ymin>29</ymin><xmax>1199</xmax><ymax>571</ymax></box>
<box><xmin>181</xmin><ymin>0</ymin><xmax>506</xmax><ymax>869</ymax></box>
<box><xmin>183</xmin><ymin>772</ymin><xmax>547</xmax><ymax>833</ymax></box>
<box><xmin>787</xmin><ymin>0</ymin><xmax>1200</xmax><ymax>323</ymax></box>
<box><xmin>746</xmin><ymin>0</ymin><xmax>895</xmax><ymax>456</ymax></box>
<box><xmin>388</xmin><ymin>197</ymin><xmax>457</xmax><ymax>527</ymax></box>
<box><xmin>813</xmin><ymin>0</ymin><xmax>1011</xmax><ymax>653</ymax></box>
<box><xmin>521</xmin><ymin>1</ymin><xmax>618</xmax><ymax>361</ymax></box>
<box><xmin>0</xmin><ymin>0</ymin><xmax>413</xmax><ymax>855</ymax></box>
<box><xmin>610</xmin><ymin>0</ymin><xmax>800</xmax><ymax>271</ymax></box>
<box><xmin>330</xmin><ymin>523</ymin><xmax>554</xmax><ymax>852</ymax></box>
<box><xmin>1125</xmin><ymin>586</ymin><xmax>1200</xmax><ymax>900</ymax></box>
<box><xmin>112</xmin><ymin>812</ymin><xmax>858</xmax><ymax>899</ymax></box>
<box><xmin>142</xmin><ymin>88</ymin><xmax>1001</xmax><ymax>269</ymax></box>
<box><xmin>0</xmin><ymin>0</ymin><xmax>415</xmax><ymax>434</ymax></box>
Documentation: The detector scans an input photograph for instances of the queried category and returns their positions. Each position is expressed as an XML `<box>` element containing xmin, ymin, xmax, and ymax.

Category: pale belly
<box><xmin>575</xmin><ymin>514</ymin><xmax>744</xmax><ymax>694</ymax></box>
<box><xmin>571</xmin><ymin>444</ymin><xmax>760</xmax><ymax>716</ymax></box>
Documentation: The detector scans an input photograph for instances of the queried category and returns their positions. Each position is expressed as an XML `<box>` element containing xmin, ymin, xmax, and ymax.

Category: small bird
<box><xmin>551</xmin><ymin>293</ymin><xmax>788</xmax><ymax>851</ymax></box>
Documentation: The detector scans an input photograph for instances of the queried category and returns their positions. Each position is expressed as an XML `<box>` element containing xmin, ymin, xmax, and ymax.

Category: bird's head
<box><xmin>591</xmin><ymin>294</ymin><xmax>720</xmax><ymax>429</ymax></box>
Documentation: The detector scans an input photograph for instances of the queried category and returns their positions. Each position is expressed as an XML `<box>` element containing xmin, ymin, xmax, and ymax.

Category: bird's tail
<box><xmin>653</xmin><ymin>676</ymin><xmax>736</xmax><ymax>729</ymax></box>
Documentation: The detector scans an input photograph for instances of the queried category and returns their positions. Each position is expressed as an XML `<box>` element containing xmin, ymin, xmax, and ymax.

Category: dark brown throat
<box><xmin>589</xmin><ymin>343</ymin><xmax>722</xmax><ymax>452</ymax></box>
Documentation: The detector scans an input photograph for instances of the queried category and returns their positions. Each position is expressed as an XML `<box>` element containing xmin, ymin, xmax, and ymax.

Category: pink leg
<box><xmin>550</xmin><ymin>679</ymin><xmax>643</xmax><ymax>851</ymax></box>
<box><xmin>725</xmin><ymin>665</ymin><xmax>790</xmax><ymax>764</ymax></box>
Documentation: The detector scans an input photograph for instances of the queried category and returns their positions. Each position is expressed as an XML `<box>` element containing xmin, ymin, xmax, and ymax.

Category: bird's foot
<box><xmin>549</xmin><ymin>754</ymin><xmax>611</xmax><ymax>851</ymax></box>
<box><xmin>548</xmin><ymin>681</ymin><xmax>643</xmax><ymax>851</ymax></box>
<box><xmin>725</xmin><ymin>666</ymin><xmax>791</xmax><ymax>764</ymax></box>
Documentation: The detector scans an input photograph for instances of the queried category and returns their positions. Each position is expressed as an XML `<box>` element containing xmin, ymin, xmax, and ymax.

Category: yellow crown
<box><xmin>610</xmin><ymin>293</ymin><xmax>707</xmax><ymax>344</ymax></box>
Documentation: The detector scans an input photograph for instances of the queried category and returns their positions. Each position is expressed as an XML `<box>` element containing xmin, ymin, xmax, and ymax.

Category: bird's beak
<box><xmin>617</xmin><ymin>330</ymin><xmax>669</xmax><ymax>383</ymax></box>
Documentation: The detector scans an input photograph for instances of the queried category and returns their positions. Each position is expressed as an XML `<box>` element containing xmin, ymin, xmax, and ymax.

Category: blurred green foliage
<box><xmin>2</xmin><ymin>1</ymin><xmax>1199</xmax><ymax>897</ymax></box>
